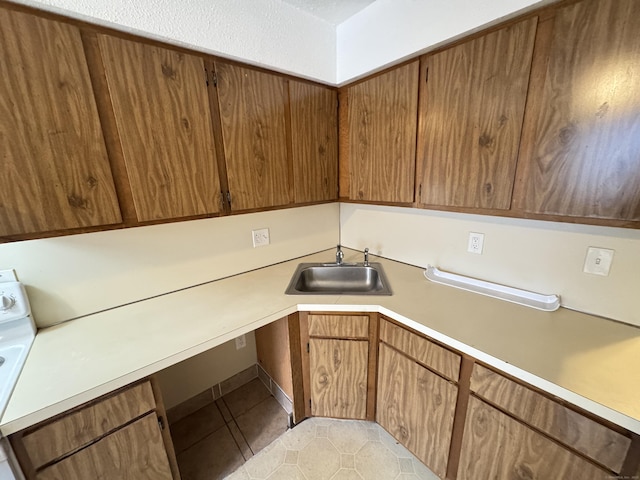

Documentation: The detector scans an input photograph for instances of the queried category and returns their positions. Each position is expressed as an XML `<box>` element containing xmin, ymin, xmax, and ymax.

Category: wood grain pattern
<box><xmin>309</xmin><ymin>338</ymin><xmax>368</xmax><ymax>419</ymax></box>
<box><xmin>97</xmin><ymin>35</ymin><xmax>222</xmax><ymax>221</ymax></box>
<box><xmin>289</xmin><ymin>81</ymin><xmax>338</xmax><ymax>203</ymax></box>
<box><xmin>256</xmin><ymin>316</ymin><xmax>294</xmax><ymax>399</ymax></box>
<box><xmin>416</xmin><ymin>17</ymin><xmax>537</xmax><ymax>210</ymax></box>
<box><xmin>36</xmin><ymin>413</ymin><xmax>173</xmax><ymax>480</ymax></box>
<box><xmin>338</xmin><ymin>87</ymin><xmax>350</xmax><ymax>198</ymax></box>
<box><xmin>380</xmin><ymin>319</ymin><xmax>461</xmax><ymax>382</ymax></box>
<box><xmin>458</xmin><ymin>396</ymin><xmax>610</xmax><ymax>480</ymax></box>
<box><xmin>23</xmin><ymin>381</ymin><xmax>156</xmax><ymax>469</ymax></box>
<box><xmin>215</xmin><ymin>62</ymin><xmax>291</xmax><ymax>211</ymax></box>
<box><xmin>513</xmin><ymin>0</ymin><xmax>640</xmax><ymax>220</ymax></box>
<box><xmin>348</xmin><ymin>61</ymin><xmax>419</xmax><ymax>203</ymax></box>
<box><xmin>471</xmin><ymin>364</ymin><xmax>630</xmax><ymax>472</ymax></box>
<box><xmin>0</xmin><ymin>8</ymin><xmax>121</xmax><ymax>236</ymax></box>
<box><xmin>308</xmin><ymin>314</ymin><xmax>369</xmax><ymax>338</ymax></box>
<box><xmin>287</xmin><ymin>313</ymin><xmax>307</xmax><ymax>424</ymax></box>
<box><xmin>149</xmin><ymin>376</ymin><xmax>182</xmax><ymax>480</ymax></box>
<box><xmin>376</xmin><ymin>343</ymin><xmax>457</xmax><ymax>479</ymax></box>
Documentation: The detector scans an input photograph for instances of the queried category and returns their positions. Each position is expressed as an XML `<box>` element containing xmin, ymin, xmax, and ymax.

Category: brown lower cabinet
<box><xmin>10</xmin><ymin>378</ymin><xmax>180</xmax><ymax>480</ymax></box>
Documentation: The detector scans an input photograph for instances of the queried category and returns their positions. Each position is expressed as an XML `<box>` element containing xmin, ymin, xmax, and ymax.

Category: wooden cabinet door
<box><xmin>458</xmin><ymin>396</ymin><xmax>610</xmax><ymax>479</ymax></box>
<box><xmin>376</xmin><ymin>343</ymin><xmax>457</xmax><ymax>479</ymax></box>
<box><xmin>0</xmin><ymin>8</ymin><xmax>121</xmax><ymax>236</ymax></box>
<box><xmin>416</xmin><ymin>18</ymin><xmax>537</xmax><ymax>210</ymax></box>
<box><xmin>98</xmin><ymin>35</ymin><xmax>222</xmax><ymax>221</ymax></box>
<box><xmin>513</xmin><ymin>0</ymin><xmax>640</xmax><ymax>221</ymax></box>
<box><xmin>36</xmin><ymin>412</ymin><xmax>173</xmax><ymax>480</ymax></box>
<box><xmin>309</xmin><ymin>338</ymin><xmax>368</xmax><ymax>419</ymax></box>
<box><xmin>215</xmin><ymin>62</ymin><xmax>290</xmax><ymax>211</ymax></box>
<box><xmin>348</xmin><ymin>61</ymin><xmax>419</xmax><ymax>203</ymax></box>
<box><xmin>289</xmin><ymin>81</ymin><xmax>338</xmax><ymax>203</ymax></box>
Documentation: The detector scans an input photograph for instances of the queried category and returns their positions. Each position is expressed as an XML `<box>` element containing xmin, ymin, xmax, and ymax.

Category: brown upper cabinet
<box><xmin>214</xmin><ymin>62</ymin><xmax>291</xmax><ymax>211</ymax></box>
<box><xmin>416</xmin><ymin>18</ymin><xmax>537</xmax><ymax>210</ymax></box>
<box><xmin>513</xmin><ymin>0</ymin><xmax>640</xmax><ymax>221</ymax></box>
<box><xmin>0</xmin><ymin>8</ymin><xmax>121</xmax><ymax>237</ymax></box>
<box><xmin>289</xmin><ymin>81</ymin><xmax>338</xmax><ymax>203</ymax></box>
<box><xmin>97</xmin><ymin>35</ymin><xmax>223</xmax><ymax>222</ymax></box>
<box><xmin>347</xmin><ymin>61</ymin><xmax>419</xmax><ymax>203</ymax></box>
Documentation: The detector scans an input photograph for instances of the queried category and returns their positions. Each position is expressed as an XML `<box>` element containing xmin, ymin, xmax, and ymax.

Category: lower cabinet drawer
<box><xmin>21</xmin><ymin>380</ymin><xmax>156</xmax><ymax>469</ymax></box>
<box><xmin>458</xmin><ymin>395</ymin><xmax>611</xmax><ymax>480</ymax></box>
<box><xmin>376</xmin><ymin>343</ymin><xmax>457</xmax><ymax>479</ymax></box>
<box><xmin>36</xmin><ymin>412</ymin><xmax>173</xmax><ymax>480</ymax></box>
<box><xmin>470</xmin><ymin>364</ymin><xmax>630</xmax><ymax>472</ymax></box>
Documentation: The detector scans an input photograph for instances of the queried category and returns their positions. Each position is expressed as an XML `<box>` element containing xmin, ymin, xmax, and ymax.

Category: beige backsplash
<box><xmin>340</xmin><ymin>203</ymin><xmax>640</xmax><ymax>327</ymax></box>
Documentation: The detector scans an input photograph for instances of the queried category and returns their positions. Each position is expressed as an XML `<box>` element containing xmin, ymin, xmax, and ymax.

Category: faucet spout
<box><xmin>336</xmin><ymin>244</ymin><xmax>344</xmax><ymax>265</ymax></box>
<box><xmin>364</xmin><ymin>248</ymin><xmax>370</xmax><ymax>266</ymax></box>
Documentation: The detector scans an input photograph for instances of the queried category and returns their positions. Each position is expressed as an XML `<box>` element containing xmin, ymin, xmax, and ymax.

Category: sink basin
<box><xmin>285</xmin><ymin>263</ymin><xmax>392</xmax><ymax>295</ymax></box>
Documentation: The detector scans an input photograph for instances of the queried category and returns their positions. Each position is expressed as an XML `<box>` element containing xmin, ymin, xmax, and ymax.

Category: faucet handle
<box><xmin>364</xmin><ymin>247</ymin><xmax>370</xmax><ymax>266</ymax></box>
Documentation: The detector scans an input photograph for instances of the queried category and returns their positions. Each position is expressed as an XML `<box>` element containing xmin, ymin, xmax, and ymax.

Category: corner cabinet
<box><xmin>289</xmin><ymin>81</ymin><xmax>338</xmax><ymax>204</ymax></box>
<box><xmin>301</xmin><ymin>313</ymin><xmax>378</xmax><ymax>420</ymax></box>
<box><xmin>513</xmin><ymin>0</ymin><xmax>640</xmax><ymax>222</ymax></box>
<box><xmin>416</xmin><ymin>17</ymin><xmax>537</xmax><ymax>210</ymax></box>
<box><xmin>214</xmin><ymin>62</ymin><xmax>291</xmax><ymax>211</ymax></box>
<box><xmin>96</xmin><ymin>35</ymin><xmax>223</xmax><ymax>222</ymax></box>
<box><xmin>0</xmin><ymin>7</ymin><xmax>121</xmax><ymax>237</ymax></box>
<box><xmin>10</xmin><ymin>378</ymin><xmax>180</xmax><ymax>480</ymax></box>
<box><xmin>347</xmin><ymin>61</ymin><xmax>419</xmax><ymax>204</ymax></box>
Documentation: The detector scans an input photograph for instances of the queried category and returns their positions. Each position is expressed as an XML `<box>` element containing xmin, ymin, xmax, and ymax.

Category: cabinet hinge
<box><xmin>418</xmin><ymin>184</ymin><xmax>422</xmax><ymax>198</ymax></box>
<box><xmin>212</xmin><ymin>71</ymin><xmax>218</xmax><ymax>87</ymax></box>
<box><xmin>425</xmin><ymin>67</ymin><xmax>429</xmax><ymax>83</ymax></box>
<box><xmin>204</xmin><ymin>68</ymin><xmax>209</xmax><ymax>86</ymax></box>
<box><xmin>307</xmin><ymin>342</ymin><xmax>310</xmax><ymax>353</ymax></box>
<box><xmin>226</xmin><ymin>190</ymin><xmax>231</xmax><ymax>206</ymax></box>
<box><xmin>309</xmin><ymin>399</ymin><xmax>311</xmax><ymax>409</ymax></box>
<box><xmin>158</xmin><ymin>416</ymin><xmax>165</xmax><ymax>430</ymax></box>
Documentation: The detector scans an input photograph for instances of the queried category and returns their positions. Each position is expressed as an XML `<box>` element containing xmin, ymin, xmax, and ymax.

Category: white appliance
<box><xmin>0</xmin><ymin>272</ymin><xmax>36</xmax><ymax>480</ymax></box>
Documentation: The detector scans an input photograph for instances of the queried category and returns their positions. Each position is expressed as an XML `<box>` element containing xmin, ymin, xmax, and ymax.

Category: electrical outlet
<box><xmin>235</xmin><ymin>335</ymin><xmax>246</xmax><ymax>350</ymax></box>
<box><xmin>583</xmin><ymin>247</ymin><xmax>614</xmax><ymax>276</ymax></box>
<box><xmin>468</xmin><ymin>232</ymin><xmax>484</xmax><ymax>254</ymax></box>
<box><xmin>252</xmin><ymin>228</ymin><xmax>270</xmax><ymax>248</ymax></box>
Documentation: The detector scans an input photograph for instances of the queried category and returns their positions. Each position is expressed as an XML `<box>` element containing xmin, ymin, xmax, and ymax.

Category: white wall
<box><xmin>9</xmin><ymin>0</ymin><xmax>336</xmax><ymax>84</ymax></box>
<box><xmin>336</xmin><ymin>0</ymin><xmax>554</xmax><ymax>84</ymax></box>
<box><xmin>156</xmin><ymin>334</ymin><xmax>257</xmax><ymax>409</ymax></box>
<box><xmin>340</xmin><ymin>203</ymin><xmax>640</xmax><ymax>327</ymax></box>
<box><xmin>0</xmin><ymin>203</ymin><xmax>339</xmax><ymax>328</ymax></box>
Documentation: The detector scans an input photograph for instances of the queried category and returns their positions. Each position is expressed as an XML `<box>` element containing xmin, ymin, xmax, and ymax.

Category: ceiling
<box><xmin>278</xmin><ymin>0</ymin><xmax>377</xmax><ymax>24</ymax></box>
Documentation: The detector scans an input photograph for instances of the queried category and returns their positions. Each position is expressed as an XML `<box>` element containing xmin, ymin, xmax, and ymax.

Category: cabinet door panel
<box><xmin>348</xmin><ymin>62</ymin><xmax>419</xmax><ymax>203</ymax></box>
<box><xmin>98</xmin><ymin>35</ymin><xmax>222</xmax><ymax>221</ymax></box>
<box><xmin>0</xmin><ymin>8</ymin><xmax>121</xmax><ymax>236</ymax></box>
<box><xmin>459</xmin><ymin>396</ymin><xmax>610</xmax><ymax>480</ymax></box>
<box><xmin>376</xmin><ymin>343</ymin><xmax>456</xmax><ymax>478</ymax></box>
<box><xmin>23</xmin><ymin>381</ymin><xmax>156</xmax><ymax>469</ymax></box>
<box><xmin>417</xmin><ymin>18</ymin><xmax>537</xmax><ymax>209</ymax></box>
<box><xmin>471</xmin><ymin>364</ymin><xmax>630</xmax><ymax>472</ymax></box>
<box><xmin>290</xmin><ymin>81</ymin><xmax>338</xmax><ymax>203</ymax></box>
<box><xmin>37</xmin><ymin>413</ymin><xmax>173</xmax><ymax>480</ymax></box>
<box><xmin>514</xmin><ymin>0</ymin><xmax>640</xmax><ymax>220</ymax></box>
<box><xmin>215</xmin><ymin>63</ymin><xmax>290</xmax><ymax>211</ymax></box>
<box><xmin>308</xmin><ymin>314</ymin><xmax>369</xmax><ymax>339</ymax></box>
<box><xmin>309</xmin><ymin>338</ymin><xmax>368</xmax><ymax>419</ymax></box>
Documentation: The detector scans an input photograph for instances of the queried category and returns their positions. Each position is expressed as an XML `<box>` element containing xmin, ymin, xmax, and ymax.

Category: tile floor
<box><xmin>171</xmin><ymin>378</ymin><xmax>289</xmax><ymax>480</ymax></box>
<box><xmin>172</xmin><ymin>377</ymin><xmax>439</xmax><ymax>480</ymax></box>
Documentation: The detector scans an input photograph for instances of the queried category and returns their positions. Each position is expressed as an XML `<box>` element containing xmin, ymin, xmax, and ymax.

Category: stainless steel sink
<box><xmin>285</xmin><ymin>262</ymin><xmax>392</xmax><ymax>295</ymax></box>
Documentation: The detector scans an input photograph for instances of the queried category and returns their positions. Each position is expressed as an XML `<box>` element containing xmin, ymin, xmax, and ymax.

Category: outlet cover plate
<box><xmin>252</xmin><ymin>228</ymin><xmax>270</xmax><ymax>248</ymax></box>
<box><xmin>235</xmin><ymin>335</ymin><xmax>246</xmax><ymax>349</ymax></box>
<box><xmin>468</xmin><ymin>232</ymin><xmax>484</xmax><ymax>254</ymax></box>
<box><xmin>583</xmin><ymin>247</ymin><xmax>614</xmax><ymax>276</ymax></box>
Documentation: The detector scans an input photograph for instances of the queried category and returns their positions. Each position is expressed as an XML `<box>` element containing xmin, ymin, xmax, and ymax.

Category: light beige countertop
<box><xmin>2</xmin><ymin>249</ymin><xmax>639</xmax><ymax>435</ymax></box>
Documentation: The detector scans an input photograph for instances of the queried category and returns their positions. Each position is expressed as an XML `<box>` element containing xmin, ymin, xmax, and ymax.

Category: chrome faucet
<box><xmin>364</xmin><ymin>248</ymin><xmax>370</xmax><ymax>266</ymax></box>
<box><xmin>336</xmin><ymin>244</ymin><xmax>344</xmax><ymax>265</ymax></box>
